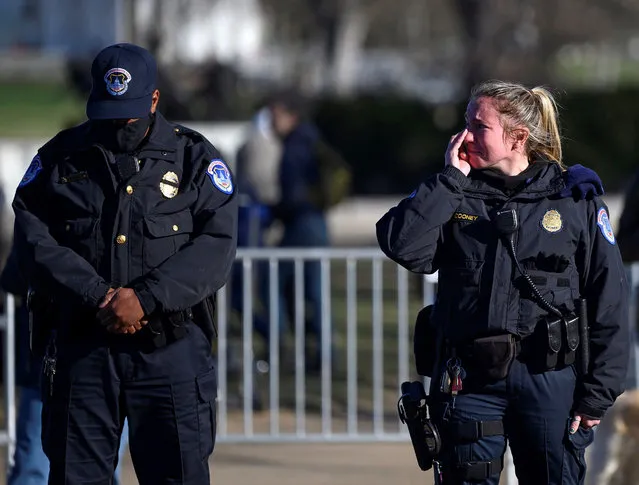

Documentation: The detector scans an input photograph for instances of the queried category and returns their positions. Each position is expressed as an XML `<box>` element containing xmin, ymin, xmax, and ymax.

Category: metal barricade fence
<box><xmin>0</xmin><ymin>249</ymin><xmax>637</xmax><ymax>483</ymax></box>
<box><xmin>216</xmin><ymin>247</ymin><xmax>437</xmax><ymax>443</ymax></box>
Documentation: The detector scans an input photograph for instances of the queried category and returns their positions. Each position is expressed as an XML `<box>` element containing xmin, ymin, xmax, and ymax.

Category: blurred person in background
<box><xmin>233</xmin><ymin>106</ymin><xmax>281</xmax><ymax>351</ymax></box>
<box><xmin>378</xmin><ymin>80</ymin><xmax>628</xmax><ymax>484</ymax></box>
<box><xmin>268</xmin><ymin>89</ymin><xmax>351</xmax><ymax>372</ymax></box>
<box><xmin>12</xmin><ymin>43</ymin><xmax>237</xmax><ymax>485</ymax></box>
<box><xmin>0</xmin><ymin>243</ymin><xmax>130</xmax><ymax>485</ymax></box>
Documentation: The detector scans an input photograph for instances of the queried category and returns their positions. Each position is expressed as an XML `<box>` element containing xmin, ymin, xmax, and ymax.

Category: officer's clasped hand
<box><xmin>97</xmin><ymin>287</ymin><xmax>146</xmax><ymax>335</ymax></box>
<box><xmin>445</xmin><ymin>129</ymin><xmax>471</xmax><ymax>176</ymax></box>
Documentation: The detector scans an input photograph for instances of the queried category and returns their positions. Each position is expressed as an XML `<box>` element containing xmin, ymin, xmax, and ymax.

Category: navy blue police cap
<box><xmin>86</xmin><ymin>43</ymin><xmax>157</xmax><ymax>120</ymax></box>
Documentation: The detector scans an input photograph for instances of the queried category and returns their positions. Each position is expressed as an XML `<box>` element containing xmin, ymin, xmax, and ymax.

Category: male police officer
<box><xmin>12</xmin><ymin>43</ymin><xmax>237</xmax><ymax>485</ymax></box>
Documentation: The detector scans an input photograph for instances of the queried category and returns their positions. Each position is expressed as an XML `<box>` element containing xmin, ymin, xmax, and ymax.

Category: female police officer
<box><xmin>377</xmin><ymin>80</ymin><xmax>629</xmax><ymax>484</ymax></box>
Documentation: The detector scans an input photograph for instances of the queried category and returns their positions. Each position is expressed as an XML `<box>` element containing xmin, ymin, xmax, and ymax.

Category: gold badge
<box><xmin>159</xmin><ymin>171</ymin><xmax>179</xmax><ymax>198</ymax></box>
<box><xmin>541</xmin><ymin>209</ymin><xmax>562</xmax><ymax>233</ymax></box>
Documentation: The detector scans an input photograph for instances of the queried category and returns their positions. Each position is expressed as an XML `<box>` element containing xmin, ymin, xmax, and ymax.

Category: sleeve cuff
<box><xmin>574</xmin><ymin>402</ymin><xmax>606</xmax><ymax>419</ymax></box>
<box><xmin>85</xmin><ymin>281</ymin><xmax>111</xmax><ymax>308</ymax></box>
<box><xmin>441</xmin><ymin>165</ymin><xmax>469</xmax><ymax>187</ymax></box>
<box><xmin>133</xmin><ymin>285</ymin><xmax>159</xmax><ymax>316</ymax></box>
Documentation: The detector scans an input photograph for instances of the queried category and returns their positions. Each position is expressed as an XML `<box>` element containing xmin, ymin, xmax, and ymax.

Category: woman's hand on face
<box><xmin>445</xmin><ymin>129</ymin><xmax>471</xmax><ymax>176</ymax></box>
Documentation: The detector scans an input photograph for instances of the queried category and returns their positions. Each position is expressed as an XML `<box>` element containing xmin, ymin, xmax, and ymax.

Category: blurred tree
<box><xmin>259</xmin><ymin>0</ymin><xmax>395</xmax><ymax>95</ymax></box>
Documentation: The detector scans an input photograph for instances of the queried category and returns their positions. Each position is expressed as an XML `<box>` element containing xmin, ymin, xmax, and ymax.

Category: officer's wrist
<box><xmin>441</xmin><ymin>165</ymin><xmax>470</xmax><ymax>187</ymax></box>
<box><xmin>574</xmin><ymin>402</ymin><xmax>605</xmax><ymax>419</ymax></box>
<box><xmin>133</xmin><ymin>286</ymin><xmax>158</xmax><ymax>316</ymax></box>
<box><xmin>87</xmin><ymin>281</ymin><xmax>112</xmax><ymax>308</ymax></box>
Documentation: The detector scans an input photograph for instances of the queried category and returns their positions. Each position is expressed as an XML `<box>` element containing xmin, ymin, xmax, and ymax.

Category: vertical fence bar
<box><xmin>321</xmin><ymin>258</ymin><xmax>332</xmax><ymax>436</ymax></box>
<box><xmin>422</xmin><ymin>274</ymin><xmax>435</xmax><ymax>306</ymax></box>
<box><xmin>217</xmin><ymin>285</ymin><xmax>228</xmax><ymax>436</ymax></box>
<box><xmin>294</xmin><ymin>258</ymin><xmax>306</xmax><ymax>436</ymax></box>
<box><xmin>346</xmin><ymin>258</ymin><xmax>358</xmax><ymax>435</ymax></box>
<box><xmin>397</xmin><ymin>266</ymin><xmax>409</xmax><ymax>430</ymax></box>
<box><xmin>372</xmin><ymin>258</ymin><xmax>384</xmax><ymax>435</ymax></box>
<box><xmin>422</xmin><ymin>275</ymin><xmax>435</xmax><ymax>394</ymax></box>
<box><xmin>269</xmin><ymin>258</ymin><xmax>280</xmax><ymax>435</ymax></box>
<box><xmin>5</xmin><ymin>294</ymin><xmax>15</xmax><ymax>470</ymax></box>
<box><xmin>242</xmin><ymin>258</ymin><xmax>254</xmax><ymax>436</ymax></box>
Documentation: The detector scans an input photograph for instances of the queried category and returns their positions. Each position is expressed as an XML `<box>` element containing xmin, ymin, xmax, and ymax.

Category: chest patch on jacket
<box><xmin>541</xmin><ymin>209</ymin><xmax>562</xmax><ymax>233</ymax></box>
<box><xmin>597</xmin><ymin>207</ymin><xmax>615</xmax><ymax>245</ymax></box>
<box><xmin>452</xmin><ymin>212</ymin><xmax>478</xmax><ymax>223</ymax></box>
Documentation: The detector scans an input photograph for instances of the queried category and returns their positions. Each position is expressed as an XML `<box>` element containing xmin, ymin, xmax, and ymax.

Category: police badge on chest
<box><xmin>160</xmin><ymin>171</ymin><xmax>180</xmax><ymax>198</ymax></box>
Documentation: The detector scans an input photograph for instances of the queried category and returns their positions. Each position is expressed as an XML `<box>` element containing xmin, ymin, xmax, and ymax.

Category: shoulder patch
<box><xmin>19</xmin><ymin>155</ymin><xmax>42</xmax><ymax>187</ymax></box>
<box><xmin>206</xmin><ymin>159</ymin><xmax>233</xmax><ymax>194</ymax></box>
<box><xmin>597</xmin><ymin>207</ymin><xmax>615</xmax><ymax>245</ymax></box>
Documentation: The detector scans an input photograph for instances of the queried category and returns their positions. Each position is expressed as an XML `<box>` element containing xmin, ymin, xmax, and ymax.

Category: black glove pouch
<box><xmin>471</xmin><ymin>334</ymin><xmax>518</xmax><ymax>381</ymax></box>
<box><xmin>563</xmin><ymin>314</ymin><xmax>580</xmax><ymax>367</ymax></box>
<box><xmin>545</xmin><ymin>316</ymin><xmax>562</xmax><ymax>369</ymax></box>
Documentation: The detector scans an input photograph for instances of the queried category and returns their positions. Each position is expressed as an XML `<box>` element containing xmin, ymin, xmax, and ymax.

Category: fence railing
<box><xmin>216</xmin><ymin>247</ymin><xmax>437</xmax><ymax>443</ymax></box>
<box><xmin>0</xmin><ymin>248</ymin><xmax>637</xmax><ymax>484</ymax></box>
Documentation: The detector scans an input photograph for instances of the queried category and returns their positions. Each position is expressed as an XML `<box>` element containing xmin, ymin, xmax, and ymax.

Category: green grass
<box><xmin>0</xmin><ymin>83</ymin><xmax>85</xmax><ymax>138</ymax></box>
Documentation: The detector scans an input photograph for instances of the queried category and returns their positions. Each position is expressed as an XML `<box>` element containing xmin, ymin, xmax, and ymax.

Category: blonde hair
<box><xmin>470</xmin><ymin>80</ymin><xmax>564</xmax><ymax>168</ymax></box>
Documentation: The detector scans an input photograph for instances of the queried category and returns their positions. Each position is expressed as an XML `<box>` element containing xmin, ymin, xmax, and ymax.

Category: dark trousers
<box><xmin>431</xmin><ymin>358</ymin><xmax>594</xmax><ymax>485</ymax></box>
<box><xmin>42</xmin><ymin>323</ymin><xmax>217</xmax><ymax>485</ymax></box>
<box><xmin>277</xmin><ymin>214</ymin><xmax>329</xmax><ymax>351</ymax></box>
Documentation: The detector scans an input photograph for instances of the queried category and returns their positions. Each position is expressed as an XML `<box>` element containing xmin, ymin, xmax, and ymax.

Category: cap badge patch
<box><xmin>541</xmin><ymin>209</ymin><xmax>562</xmax><ymax>233</ymax></box>
<box><xmin>104</xmin><ymin>68</ymin><xmax>132</xmax><ymax>96</ymax></box>
<box><xmin>597</xmin><ymin>207</ymin><xmax>615</xmax><ymax>245</ymax></box>
<box><xmin>159</xmin><ymin>171</ymin><xmax>179</xmax><ymax>198</ymax></box>
<box><xmin>207</xmin><ymin>159</ymin><xmax>233</xmax><ymax>194</ymax></box>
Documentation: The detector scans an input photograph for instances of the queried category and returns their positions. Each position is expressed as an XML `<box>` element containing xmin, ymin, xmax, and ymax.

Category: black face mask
<box><xmin>95</xmin><ymin>114</ymin><xmax>153</xmax><ymax>153</ymax></box>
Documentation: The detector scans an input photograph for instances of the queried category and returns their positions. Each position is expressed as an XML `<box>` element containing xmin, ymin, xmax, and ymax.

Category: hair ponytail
<box><xmin>531</xmin><ymin>87</ymin><xmax>563</xmax><ymax>167</ymax></box>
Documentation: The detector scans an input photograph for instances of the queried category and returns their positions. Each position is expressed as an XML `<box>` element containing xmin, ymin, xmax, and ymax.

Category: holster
<box><xmin>145</xmin><ymin>307</ymin><xmax>194</xmax><ymax>349</ymax></box>
<box><xmin>192</xmin><ymin>294</ymin><xmax>218</xmax><ymax>344</ymax></box>
<box><xmin>398</xmin><ymin>381</ymin><xmax>441</xmax><ymax>471</ymax></box>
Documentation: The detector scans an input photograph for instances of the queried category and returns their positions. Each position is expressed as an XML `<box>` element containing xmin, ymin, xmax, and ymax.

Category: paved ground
<box><xmin>210</xmin><ymin>443</ymin><xmax>432</xmax><ymax>485</ymax></box>
<box><xmin>0</xmin><ymin>443</ymin><xmax>433</xmax><ymax>485</ymax></box>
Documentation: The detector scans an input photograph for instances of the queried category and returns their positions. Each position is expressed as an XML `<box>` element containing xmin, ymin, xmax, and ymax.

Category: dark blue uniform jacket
<box><xmin>12</xmin><ymin>112</ymin><xmax>237</xmax><ymax>325</ymax></box>
<box><xmin>278</xmin><ymin>122</ymin><xmax>322</xmax><ymax>220</ymax></box>
<box><xmin>377</xmin><ymin>162</ymin><xmax>629</xmax><ymax>418</ymax></box>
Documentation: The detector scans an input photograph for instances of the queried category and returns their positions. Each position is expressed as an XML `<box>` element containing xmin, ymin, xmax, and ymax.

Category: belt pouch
<box><xmin>562</xmin><ymin>314</ymin><xmax>580</xmax><ymax>367</ymax></box>
<box><xmin>545</xmin><ymin>316</ymin><xmax>562</xmax><ymax>369</ymax></box>
<box><xmin>471</xmin><ymin>334</ymin><xmax>517</xmax><ymax>381</ymax></box>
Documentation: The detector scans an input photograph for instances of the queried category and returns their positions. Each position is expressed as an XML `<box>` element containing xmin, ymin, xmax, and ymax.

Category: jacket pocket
<box><xmin>143</xmin><ymin>210</ymin><xmax>193</xmax><ymax>270</ymax></box>
<box><xmin>440</xmin><ymin>260</ymin><xmax>483</xmax><ymax>327</ymax></box>
<box><xmin>54</xmin><ymin>217</ymin><xmax>99</xmax><ymax>262</ymax></box>
<box><xmin>518</xmin><ymin>270</ymin><xmax>576</xmax><ymax>327</ymax></box>
<box><xmin>561</xmin><ymin>418</ymin><xmax>595</xmax><ymax>483</ymax></box>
